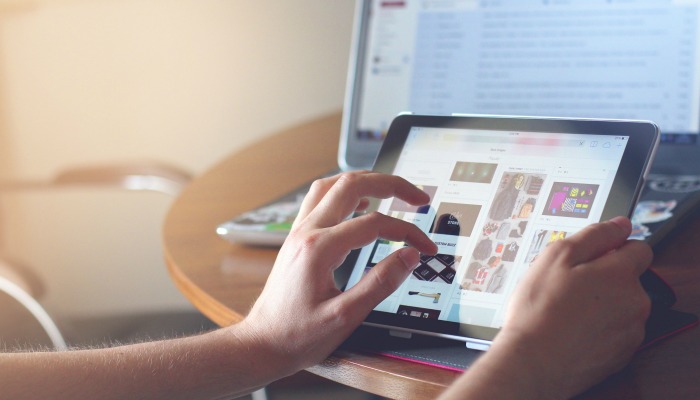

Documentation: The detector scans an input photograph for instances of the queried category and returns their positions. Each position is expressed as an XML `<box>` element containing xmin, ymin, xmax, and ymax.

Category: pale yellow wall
<box><xmin>0</xmin><ymin>0</ymin><xmax>355</xmax><ymax>318</ymax></box>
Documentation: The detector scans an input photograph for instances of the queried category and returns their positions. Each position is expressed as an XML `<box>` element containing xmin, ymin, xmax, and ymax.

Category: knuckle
<box><xmin>336</xmin><ymin>172</ymin><xmax>361</xmax><ymax>188</ymax></box>
<box><xmin>369</xmin><ymin>264</ymin><xmax>395</xmax><ymax>289</ymax></box>
<box><xmin>332</xmin><ymin>173</ymin><xmax>362</xmax><ymax>199</ymax></box>
<box><xmin>370</xmin><ymin>266</ymin><xmax>389</xmax><ymax>287</ymax></box>
<box><xmin>546</xmin><ymin>239</ymin><xmax>576</xmax><ymax>262</ymax></box>
<box><xmin>364</xmin><ymin>211</ymin><xmax>387</xmax><ymax>223</ymax></box>
<box><xmin>325</xmin><ymin>301</ymin><xmax>354</xmax><ymax>327</ymax></box>
<box><xmin>293</xmin><ymin>231</ymin><xmax>324</xmax><ymax>254</ymax></box>
<box><xmin>590</xmin><ymin>220</ymin><xmax>620</xmax><ymax>238</ymax></box>
<box><xmin>309</xmin><ymin>177</ymin><xmax>333</xmax><ymax>195</ymax></box>
<box><xmin>289</xmin><ymin>215</ymin><xmax>311</xmax><ymax>234</ymax></box>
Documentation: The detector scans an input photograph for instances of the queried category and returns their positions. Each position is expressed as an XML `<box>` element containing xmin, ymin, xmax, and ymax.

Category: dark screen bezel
<box><xmin>336</xmin><ymin>114</ymin><xmax>660</xmax><ymax>343</ymax></box>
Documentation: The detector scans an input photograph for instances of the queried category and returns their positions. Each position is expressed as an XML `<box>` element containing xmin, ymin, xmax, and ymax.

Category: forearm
<box><xmin>1</xmin><ymin>323</ymin><xmax>294</xmax><ymax>400</ymax></box>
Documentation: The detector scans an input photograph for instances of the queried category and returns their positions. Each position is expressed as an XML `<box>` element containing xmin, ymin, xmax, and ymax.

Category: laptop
<box><xmin>217</xmin><ymin>0</ymin><xmax>700</xmax><ymax>247</ymax></box>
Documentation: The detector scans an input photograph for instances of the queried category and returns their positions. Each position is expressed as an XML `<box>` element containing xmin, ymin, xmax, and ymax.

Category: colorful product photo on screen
<box><xmin>543</xmin><ymin>182</ymin><xmax>599</xmax><ymax>219</ymax></box>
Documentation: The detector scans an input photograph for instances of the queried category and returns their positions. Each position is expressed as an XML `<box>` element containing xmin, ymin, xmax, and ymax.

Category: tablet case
<box><xmin>342</xmin><ymin>269</ymin><xmax>698</xmax><ymax>371</ymax></box>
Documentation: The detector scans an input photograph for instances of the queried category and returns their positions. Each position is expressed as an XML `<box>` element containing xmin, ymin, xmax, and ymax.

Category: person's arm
<box><xmin>1</xmin><ymin>171</ymin><xmax>438</xmax><ymax>400</ymax></box>
<box><xmin>439</xmin><ymin>216</ymin><xmax>652</xmax><ymax>400</ymax></box>
<box><xmin>4</xmin><ymin>328</ymin><xmax>283</xmax><ymax>399</ymax></box>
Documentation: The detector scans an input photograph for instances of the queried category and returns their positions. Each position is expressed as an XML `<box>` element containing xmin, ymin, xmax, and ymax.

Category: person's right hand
<box><xmin>238</xmin><ymin>171</ymin><xmax>437</xmax><ymax>379</ymax></box>
<box><xmin>440</xmin><ymin>216</ymin><xmax>653</xmax><ymax>400</ymax></box>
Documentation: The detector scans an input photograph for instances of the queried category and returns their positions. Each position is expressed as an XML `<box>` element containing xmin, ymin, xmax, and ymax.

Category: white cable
<box><xmin>0</xmin><ymin>275</ymin><xmax>67</xmax><ymax>350</ymax></box>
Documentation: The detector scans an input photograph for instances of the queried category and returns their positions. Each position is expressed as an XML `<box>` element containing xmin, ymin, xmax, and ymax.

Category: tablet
<box><xmin>336</xmin><ymin>113</ymin><xmax>660</xmax><ymax>351</ymax></box>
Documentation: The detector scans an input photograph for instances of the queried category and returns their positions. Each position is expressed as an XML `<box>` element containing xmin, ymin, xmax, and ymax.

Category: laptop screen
<box><xmin>340</xmin><ymin>0</ymin><xmax>700</xmax><ymax>171</ymax></box>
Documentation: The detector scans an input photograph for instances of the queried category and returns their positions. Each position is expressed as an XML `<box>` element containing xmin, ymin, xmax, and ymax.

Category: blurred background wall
<box><xmin>0</xmin><ymin>0</ymin><xmax>355</xmax><ymax>320</ymax></box>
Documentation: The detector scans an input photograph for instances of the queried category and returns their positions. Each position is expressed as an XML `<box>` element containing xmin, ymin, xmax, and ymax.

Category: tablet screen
<box><xmin>339</xmin><ymin>114</ymin><xmax>659</xmax><ymax>344</ymax></box>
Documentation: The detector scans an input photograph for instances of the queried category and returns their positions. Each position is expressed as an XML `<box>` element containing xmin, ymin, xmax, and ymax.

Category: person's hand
<box><xmin>440</xmin><ymin>217</ymin><xmax>652</xmax><ymax>399</ymax></box>
<box><xmin>239</xmin><ymin>171</ymin><xmax>437</xmax><ymax>375</ymax></box>
<box><xmin>0</xmin><ymin>172</ymin><xmax>436</xmax><ymax>400</ymax></box>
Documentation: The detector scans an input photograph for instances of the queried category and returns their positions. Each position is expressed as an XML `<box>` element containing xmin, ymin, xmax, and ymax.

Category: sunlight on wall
<box><xmin>0</xmin><ymin>0</ymin><xmax>354</xmax><ymax>317</ymax></box>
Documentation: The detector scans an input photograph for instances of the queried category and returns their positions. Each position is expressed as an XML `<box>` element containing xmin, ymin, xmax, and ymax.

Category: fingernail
<box><xmin>398</xmin><ymin>247</ymin><xmax>420</xmax><ymax>271</ymax></box>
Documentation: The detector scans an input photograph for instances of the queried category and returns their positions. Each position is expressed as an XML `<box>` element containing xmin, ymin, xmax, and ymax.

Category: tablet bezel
<box><xmin>336</xmin><ymin>113</ymin><xmax>660</xmax><ymax>344</ymax></box>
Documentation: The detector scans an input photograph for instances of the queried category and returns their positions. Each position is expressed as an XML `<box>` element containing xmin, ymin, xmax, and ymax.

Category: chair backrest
<box><xmin>0</xmin><ymin>161</ymin><xmax>193</xmax><ymax>196</ymax></box>
<box><xmin>51</xmin><ymin>162</ymin><xmax>192</xmax><ymax>196</ymax></box>
<box><xmin>0</xmin><ymin>161</ymin><xmax>192</xmax><ymax>351</ymax></box>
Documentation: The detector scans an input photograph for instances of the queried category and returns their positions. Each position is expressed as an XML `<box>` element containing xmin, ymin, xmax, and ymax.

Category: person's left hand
<box><xmin>239</xmin><ymin>171</ymin><xmax>437</xmax><ymax>374</ymax></box>
<box><xmin>438</xmin><ymin>217</ymin><xmax>652</xmax><ymax>400</ymax></box>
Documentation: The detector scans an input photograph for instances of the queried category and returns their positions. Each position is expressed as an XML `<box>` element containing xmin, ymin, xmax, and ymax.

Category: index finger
<box><xmin>295</xmin><ymin>171</ymin><xmax>369</xmax><ymax>225</ymax></box>
<box><xmin>553</xmin><ymin>216</ymin><xmax>633</xmax><ymax>266</ymax></box>
<box><xmin>308</xmin><ymin>172</ymin><xmax>431</xmax><ymax>228</ymax></box>
<box><xmin>591</xmin><ymin>239</ymin><xmax>653</xmax><ymax>276</ymax></box>
<box><xmin>311</xmin><ymin>212</ymin><xmax>437</xmax><ymax>268</ymax></box>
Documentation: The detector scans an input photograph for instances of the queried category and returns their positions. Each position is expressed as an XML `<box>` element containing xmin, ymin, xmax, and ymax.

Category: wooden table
<box><xmin>163</xmin><ymin>112</ymin><xmax>700</xmax><ymax>399</ymax></box>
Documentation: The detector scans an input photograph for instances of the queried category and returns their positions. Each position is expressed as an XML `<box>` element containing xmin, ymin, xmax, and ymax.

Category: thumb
<box><xmin>342</xmin><ymin>247</ymin><xmax>420</xmax><ymax>317</ymax></box>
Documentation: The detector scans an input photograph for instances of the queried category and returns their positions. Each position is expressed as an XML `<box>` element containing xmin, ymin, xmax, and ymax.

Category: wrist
<box><xmin>484</xmin><ymin>333</ymin><xmax>561</xmax><ymax>399</ymax></box>
<box><xmin>171</xmin><ymin>322</ymin><xmax>299</xmax><ymax>398</ymax></box>
<box><xmin>224</xmin><ymin>319</ymin><xmax>300</xmax><ymax>381</ymax></box>
<box><xmin>440</xmin><ymin>332</ymin><xmax>570</xmax><ymax>400</ymax></box>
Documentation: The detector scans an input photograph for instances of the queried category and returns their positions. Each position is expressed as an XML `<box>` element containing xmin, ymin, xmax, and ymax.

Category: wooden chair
<box><xmin>0</xmin><ymin>161</ymin><xmax>270</xmax><ymax>399</ymax></box>
<box><xmin>0</xmin><ymin>161</ymin><xmax>192</xmax><ymax>351</ymax></box>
